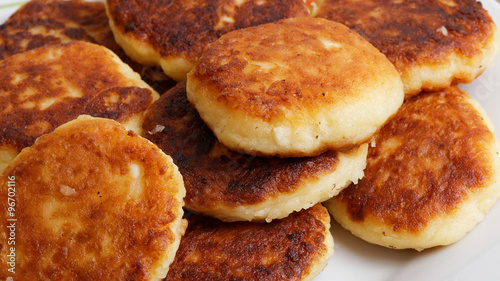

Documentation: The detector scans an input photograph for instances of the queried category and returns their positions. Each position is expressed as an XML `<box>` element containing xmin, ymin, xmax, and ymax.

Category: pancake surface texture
<box><xmin>0</xmin><ymin>0</ymin><xmax>120</xmax><ymax>60</ymax></box>
<box><xmin>315</xmin><ymin>0</ymin><xmax>500</xmax><ymax>98</ymax></box>
<box><xmin>324</xmin><ymin>86</ymin><xmax>500</xmax><ymax>251</ymax></box>
<box><xmin>165</xmin><ymin>204</ymin><xmax>333</xmax><ymax>281</ymax></box>
<box><xmin>105</xmin><ymin>0</ymin><xmax>311</xmax><ymax>81</ymax></box>
<box><xmin>0</xmin><ymin>41</ymin><xmax>159</xmax><ymax>172</ymax></box>
<box><xmin>0</xmin><ymin>116</ymin><xmax>186</xmax><ymax>280</ymax></box>
<box><xmin>187</xmin><ymin>17</ymin><xmax>404</xmax><ymax>157</ymax></box>
<box><xmin>143</xmin><ymin>82</ymin><xmax>367</xmax><ymax>222</ymax></box>
<box><xmin>0</xmin><ymin>0</ymin><xmax>174</xmax><ymax>94</ymax></box>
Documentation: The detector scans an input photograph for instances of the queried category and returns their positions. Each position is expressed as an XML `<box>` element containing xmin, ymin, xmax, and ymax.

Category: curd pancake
<box><xmin>324</xmin><ymin>86</ymin><xmax>500</xmax><ymax>251</ymax></box>
<box><xmin>105</xmin><ymin>0</ymin><xmax>312</xmax><ymax>81</ymax></box>
<box><xmin>0</xmin><ymin>41</ymin><xmax>159</xmax><ymax>172</ymax></box>
<box><xmin>315</xmin><ymin>0</ymin><xmax>500</xmax><ymax>99</ymax></box>
<box><xmin>0</xmin><ymin>0</ymin><xmax>122</xmax><ymax>60</ymax></box>
<box><xmin>0</xmin><ymin>115</ymin><xmax>186</xmax><ymax>280</ymax></box>
<box><xmin>0</xmin><ymin>0</ymin><xmax>175</xmax><ymax>94</ymax></box>
<box><xmin>143</xmin><ymin>82</ymin><xmax>367</xmax><ymax>222</ymax></box>
<box><xmin>165</xmin><ymin>204</ymin><xmax>333</xmax><ymax>281</ymax></box>
<box><xmin>187</xmin><ymin>17</ymin><xmax>403</xmax><ymax>157</ymax></box>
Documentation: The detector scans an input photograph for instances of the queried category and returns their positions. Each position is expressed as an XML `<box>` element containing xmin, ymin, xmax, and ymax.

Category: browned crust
<box><xmin>189</xmin><ymin>17</ymin><xmax>396</xmax><ymax>121</ymax></box>
<box><xmin>106</xmin><ymin>0</ymin><xmax>310</xmax><ymax>64</ymax></box>
<box><xmin>0</xmin><ymin>42</ymin><xmax>154</xmax><ymax>152</ymax></box>
<box><xmin>0</xmin><ymin>117</ymin><xmax>184</xmax><ymax>280</ymax></box>
<box><xmin>315</xmin><ymin>0</ymin><xmax>497</xmax><ymax>71</ymax></box>
<box><xmin>165</xmin><ymin>204</ymin><xmax>330</xmax><ymax>281</ymax></box>
<box><xmin>0</xmin><ymin>0</ymin><xmax>120</xmax><ymax>59</ymax></box>
<box><xmin>336</xmin><ymin>86</ymin><xmax>496</xmax><ymax>232</ymax></box>
<box><xmin>0</xmin><ymin>0</ymin><xmax>174</xmax><ymax>94</ymax></box>
<box><xmin>143</xmin><ymin>82</ymin><xmax>340</xmax><ymax>210</ymax></box>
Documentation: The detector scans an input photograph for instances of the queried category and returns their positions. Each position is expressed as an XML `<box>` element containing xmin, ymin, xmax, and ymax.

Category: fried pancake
<box><xmin>187</xmin><ymin>17</ymin><xmax>403</xmax><ymax>157</ymax></box>
<box><xmin>0</xmin><ymin>41</ymin><xmax>159</xmax><ymax>172</ymax></box>
<box><xmin>0</xmin><ymin>0</ymin><xmax>121</xmax><ymax>60</ymax></box>
<box><xmin>324</xmin><ymin>86</ymin><xmax>500</xmax><ymax>251</ymax></box>
<box><xmin>0</xmin><ymin>115</ymin><xmax>186</xmax><ymax>280</ymax></box>
<box><xmin>0</xmin><ymin>0</ymin><xmax>175</xmax><ymax>94</ymax></box>
<box><xmin>105</xmin><ymin>0</ymin><xmax>312</xmax><ymax>81</ymax></box>
<box><xmin>315</xmin><ymin>0</ymin><xmax>500</xmax><ymax>99</ymax></box>
<box><xmin>165</xmin><ymin>204</ymin><xmax>333</xmax><ymax>281</ymax></box>
<box><xmin>143</xmin><ymin>82</ymin><xmax>367</xmax><ymax>222</ymax></box>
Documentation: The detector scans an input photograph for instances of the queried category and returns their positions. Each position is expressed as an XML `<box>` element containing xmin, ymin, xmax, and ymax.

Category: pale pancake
<box><xmin>0</xmin><ymin>115</ymin><xmax>186</xmax><ymax>280</ymax></box>
<box><xmin>143</xmin><ymin>82</ymin><xmax>367</xmax><ymax>222</ymax></box>
<box><xmin>165</xmin><ymin>204</ymin><xmax>333</xmax><ymax>281</ymax></box>
<box><xmin>324</xmin><ymin>86</ymin><xmax>500</xmax><ymax>251</ymax></box>
<box><xmin>105</xmin><ymin>0</ymin><xmax>312</xmax><ymax>81</ymax></box>
<box><xmin>187</xmin><ymin>17</ymin><xmax>403</xmax><ymax>157</ymax></box>
<box><xmin>0</xmin><ymin>41</ymin><xmax>159</xmax><ymax>172</ymax></box>
<box><xmin>315</xmin><ymin>0</ymin><xmax>500</xmax><ymax>99</ymax></box>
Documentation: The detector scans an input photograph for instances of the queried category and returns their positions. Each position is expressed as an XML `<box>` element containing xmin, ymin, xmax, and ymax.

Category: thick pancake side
<box><xmin>165</xmin><ymin>204</ymin><xmax>333</xmax><ymax>281</ymax></box>
<box><xmin>144</xmin><ymin>82</ymin><xmax>367</xmax><ymax>222</ymax></box>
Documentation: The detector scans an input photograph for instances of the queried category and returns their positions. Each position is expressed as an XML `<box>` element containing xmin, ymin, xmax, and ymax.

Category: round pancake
<box><xmin>143</xmin><ymin>82</ymin><xmax>367</xmax><ymax>222</ymax></box>
<box><xmin>324</xmin><ymin>86</ymin><xmax>500</xmax><ymax>251</ymax></box>
<box><xmin>165</xmin><ymin>204</ymin><xmax>333</xmax><ymax>281</ymax></box>
<box><xmin>0</xmin><ymin>41</ymin><xmax>159</xmax><ymax>172</ymax></box>
<box><xmin>0</xmin><ymin>0</ymin><xmax>175</xmax><ymax>94</ymax></box>
<box><xmin>105</xmin><ymin>0</ymin><xmax>311</xmax><ymax>81</ymax></box>
<box><xmin>0</xmin><ymin>115</ymin><xmax>186</xmax><ymax>280</ymax></box>
<box><xmin>315</xmin><ymin>0</ymin><xmax>500</xmax><ymax>99</ymax></box>
<box><xmin>187</xmin><ymin>17</ymin><xmax>404</xmax><ymax>157</ymax></box>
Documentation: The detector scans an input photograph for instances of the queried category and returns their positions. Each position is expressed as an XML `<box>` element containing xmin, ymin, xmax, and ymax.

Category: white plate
<box><xmin>1</xmin><ymin>1</ymin><xmax>499</xmax><ymax>280</ymax></box>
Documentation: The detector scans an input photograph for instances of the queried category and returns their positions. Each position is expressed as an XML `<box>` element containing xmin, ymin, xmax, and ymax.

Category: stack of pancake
<box><xmin>0</xmin><ymin>0</ymin><xmax>499</xmax><ymax>280</ymax></box>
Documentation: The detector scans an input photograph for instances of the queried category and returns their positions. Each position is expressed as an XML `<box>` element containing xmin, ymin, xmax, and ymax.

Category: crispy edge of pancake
<box><xmin>165</xmin><ymin>204</ymin><xmax>333</xmax><ymax>281</ymax></box>
<box><xmin>325</xmin><ymin>88</ymin><xmax>500</xmax><ymax>251</ymax></box>
<box><xmin>0</xmin><ymin>115</ymin><xmax>187</xmax><ymax>280</ymax></box>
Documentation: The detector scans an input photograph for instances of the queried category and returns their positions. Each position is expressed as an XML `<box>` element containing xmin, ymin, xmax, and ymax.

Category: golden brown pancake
<box><xmin>315</xmin><ymin>0</ymin><xmax>500</xmax><ymax>98</ymax></box>
<box><xmin>187</xmin><ymin>17</ymin><xmax>403</xmax><ymax>157</ymax></box>
<box><xmin>0</xmin><ymin>0</ymin><xmax>121</xmax><ymax>60</ymax></box>
<box><xmin>324</xmin><ymin>86</ymin><xmax>500</xmax><ymax>251</ymax></box>
<box><xmin>105</xmin><ymin>0</ymin><xmax>312</xmax><ymax>81</ymax></box>
<box><xmin>0</xmin><ymin>41</ymin><xmax>159</xmax><ymax>172</ymax></box>
<box><xmin>143</xmin><ymin>82</ymin><xmax>367</xmax><ymax>222</ymax></box>
<box><xmin>165</xmin><ymin>204</ymin><xmax>333</xmax><ymax>281</ymax></box>
<box><xmin>0</xmin><ymin>0</ymin><xmax>175</xmax><ymax>94</ymax></box>
<box><xmin>0</xmin><ymin>115</ymin><xmax>186</xmax><ymax>280</ymax></box>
